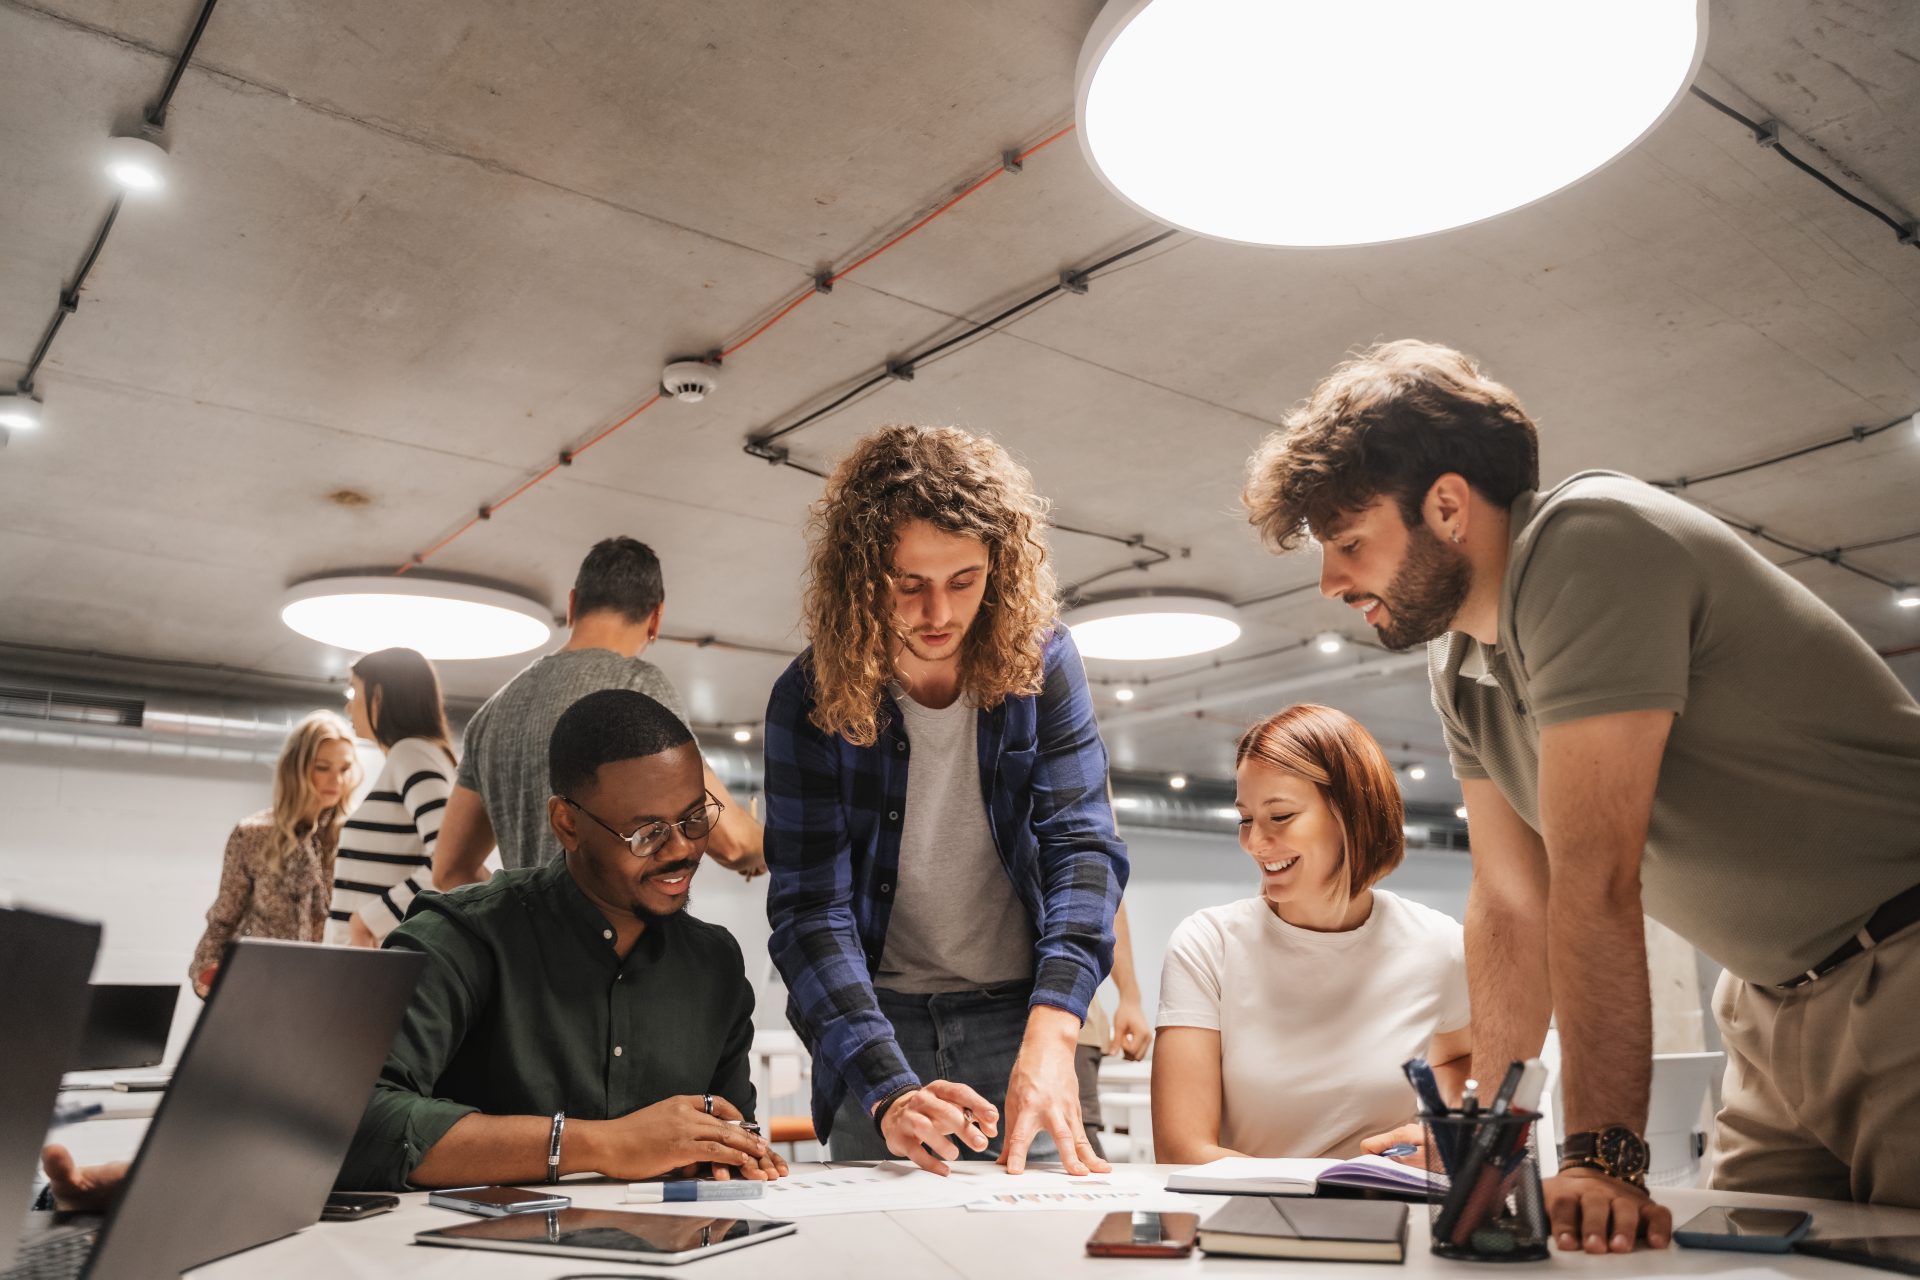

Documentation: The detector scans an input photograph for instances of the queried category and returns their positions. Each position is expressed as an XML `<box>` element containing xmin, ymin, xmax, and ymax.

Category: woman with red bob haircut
<box><xmin>1151</xmin><ymin>704</ymin><xmax>1472</xmax><ymax>1161</ymax></box>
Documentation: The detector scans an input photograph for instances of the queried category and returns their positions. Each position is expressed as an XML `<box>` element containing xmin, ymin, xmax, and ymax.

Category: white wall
<box><xmin>0</xmin><ymin>740</ymin><xmax>1473</xmax><ymax>1049</ymax></box>
<box><xmin>0</xmin><ymin>740</ymin><xmax>274</xmax><ymax>1060</ymax></box>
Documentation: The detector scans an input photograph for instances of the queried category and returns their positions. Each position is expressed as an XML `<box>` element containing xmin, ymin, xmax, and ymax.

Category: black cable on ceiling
<box><xmin>743</xmin><ymin>229</ymin><xmax>1181</xmax><ymax>456</ymax></box>
<box><xmin>1648</xmin><ymin>409</ymin><xmax>1917</xmax><ymax>588</ymax></box>
<box><xmin>1651</xmin><ymin>411</ymin><xmax>1913</xmax><ymax>491</ymax></box>
<box><xmin>741</xmin><ymin>229</ymin><xmax>1188</xmax><ymax>598</ymax></box>
<box><xmin>147</xmin><ymin>0</ymin><xmax>222</xmax><ymax>128</ymax></box>
<box><xmin>1234</xmin><ymin>580</ymin><xmax>1320</xmax><ymax>610</ymax></box>
<box><xmin>1778</xmin><ymin>527</ymin><xmax>1920</xmax><ymax>563</ymax></box>
<box><xmin>10</xmin><ymin>1</ymin><xmax>220</xmax><ymax>396</ymax></box>
<box><xmin>17</xmin><ymin>198</ymin><xmax>122</xmax><ymax>394</ymax></box>
<box><xmin>1688</xmin><ymin>86</ymin><xmax>1918</xmax><ymax>250</ymax></box>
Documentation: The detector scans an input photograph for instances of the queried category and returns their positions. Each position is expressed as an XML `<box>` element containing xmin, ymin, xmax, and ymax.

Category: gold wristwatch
<box><xmin>1559</xmin><ymin>1126</ymin><xmax>1650</xmax><ymax>1188</ymax></box>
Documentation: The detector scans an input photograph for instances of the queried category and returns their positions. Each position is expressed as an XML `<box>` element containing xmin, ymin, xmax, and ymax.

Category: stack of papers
<box><xmin>626</xmin><ymin>1162</ymin><xmax>1193</xmax><ymax>1218</ymax></box>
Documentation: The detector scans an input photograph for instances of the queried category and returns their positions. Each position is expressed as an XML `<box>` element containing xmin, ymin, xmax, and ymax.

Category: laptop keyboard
<box><xmin>2</xmin><ymin>1226</ymin><xmax>97</xmax><ymax>1280</ymax></box>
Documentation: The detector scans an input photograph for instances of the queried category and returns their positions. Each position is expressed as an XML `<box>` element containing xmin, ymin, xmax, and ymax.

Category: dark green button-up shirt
<box><xmin>338</xmin><ymin>858</ymin><xmax>756</xmax><ymax>1190</ymax></box>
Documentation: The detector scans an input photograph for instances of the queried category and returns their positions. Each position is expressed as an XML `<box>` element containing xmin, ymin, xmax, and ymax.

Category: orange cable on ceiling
<box><xmin>393</xmin><ymin>122</ymin><xmax>1076</xmax><ymax>574</ymax></box>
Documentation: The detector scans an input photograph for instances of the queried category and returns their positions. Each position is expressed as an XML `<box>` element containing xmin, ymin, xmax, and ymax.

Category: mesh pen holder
<box><xmin>1423</xmin><ymin>1111</ymin><xmax>1549</xmax><ymax>1262</ymax></box>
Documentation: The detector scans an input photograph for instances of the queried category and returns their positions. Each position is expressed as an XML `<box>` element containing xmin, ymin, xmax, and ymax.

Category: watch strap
<box><xmin>546</xmin><ymin>1111</ymin><xmax>566</xmax><ymax>1184</ymax></box>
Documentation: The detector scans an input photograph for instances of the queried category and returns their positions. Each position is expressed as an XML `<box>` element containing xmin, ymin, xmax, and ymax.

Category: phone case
<box><xmin>1675</xmin><ymin>1212</ymin><xmax>1811</xmax><ymax>1253</ymax></box>
<box><xmin>428</xmin><ymin>1188</ymin><xmax>572</xmax><ymax>1217</ymax></box>
<box><xmin>321</xmin><ymin>1195</ymin><xmax>397</xmax><ymax>1222</ymax></box>
<box><xmin>1085</xmin><ymin>1211</ymin><xmax>1199</xmax><ymax>1258</ymax></box>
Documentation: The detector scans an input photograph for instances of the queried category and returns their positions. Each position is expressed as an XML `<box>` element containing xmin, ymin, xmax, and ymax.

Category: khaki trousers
<box><xmin>1712</xmin><ymin>922</ymin><xmax>1920</xmax><ymax>1206</ymax></box>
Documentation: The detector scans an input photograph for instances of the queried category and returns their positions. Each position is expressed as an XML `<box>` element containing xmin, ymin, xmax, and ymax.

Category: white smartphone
<box><xmin>427</xmin><ymin>1185</ymin><xmax>572</xmax><ymax>1216</ymax></box>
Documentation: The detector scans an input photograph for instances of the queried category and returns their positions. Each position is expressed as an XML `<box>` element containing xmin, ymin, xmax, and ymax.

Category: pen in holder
<box><xmin>1423</xmin><ymin>1110</ymin><xmax>1548</xmax><ymax>1263</ymax></box>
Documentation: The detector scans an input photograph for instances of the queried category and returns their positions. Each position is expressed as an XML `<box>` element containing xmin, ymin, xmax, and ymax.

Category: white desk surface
<box><xmin>185</xmin><ymin>1164</ymin><xmax>1920</xmax><ymax>1279</ymax></box>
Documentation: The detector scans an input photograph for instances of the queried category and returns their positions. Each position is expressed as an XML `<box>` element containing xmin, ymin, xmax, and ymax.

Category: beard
<box><xmin>1368</xmin><ymin>523</ymin><xmax>1472</xmax><ymax>651</ymax></box>
<box><xmin>629</xmin><ymin>860</ymin><xmax>696</xmax><ymax>921</ymax></box>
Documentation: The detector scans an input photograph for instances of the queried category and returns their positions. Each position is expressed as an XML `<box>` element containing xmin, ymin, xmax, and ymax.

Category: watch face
<box><xmin>1595</xmin><ymin>1126</ymin><xmax>1649</xmax><ymax>1179</ymax></box>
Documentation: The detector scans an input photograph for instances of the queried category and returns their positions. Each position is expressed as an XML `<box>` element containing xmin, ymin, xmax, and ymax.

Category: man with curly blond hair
<box><xmin>764</xmin><ymin>424</ymin><xmax>1128</xmax><ymax>1178</ymax></box>
<box><xmin>1243</xmin><ymin>340</ymin><xmax>1920</xmax><ymax>1243</ymax></box>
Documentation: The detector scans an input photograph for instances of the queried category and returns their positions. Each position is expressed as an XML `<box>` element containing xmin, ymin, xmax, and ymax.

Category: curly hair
<box><xmin>802</xmin><ymin>424</ymin><xmax>1057</xmax><ymax>746</ymax></box>
<box><xmin>1243</xmin><ymin>339</ymin><xmax>1540</xmax><ymax>551</ymax></box>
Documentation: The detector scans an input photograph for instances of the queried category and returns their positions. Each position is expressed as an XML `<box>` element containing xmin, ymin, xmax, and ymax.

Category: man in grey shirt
<box><xmin>1244</xmin><ymin>341</ymin><xmax>1920</xmax><ymax>1244</ymax></box>
<box><xmin>434</xmin><ymin>537</ymin><xmax>764</xmax><ymax>884</ymax></box>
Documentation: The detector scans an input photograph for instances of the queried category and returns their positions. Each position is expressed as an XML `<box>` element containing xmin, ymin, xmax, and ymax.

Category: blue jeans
<box><xmin>828</xmin><ymin>981</ymin><xmax>1057</xmax><ymax>1163</ymax></box>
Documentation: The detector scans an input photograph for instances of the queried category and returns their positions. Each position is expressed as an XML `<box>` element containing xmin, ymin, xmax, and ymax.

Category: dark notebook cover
<box><xmin>1199</xmin><ymin>1196</ymin><xmax>1409</xmax><ymax>1263</ymax></box>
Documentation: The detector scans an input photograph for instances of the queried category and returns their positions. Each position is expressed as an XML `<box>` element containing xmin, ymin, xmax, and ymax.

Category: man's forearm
<box><xmin>409</xmin><ymin>1112</ymin><xmax>626</xmax><ymax>1188</ymax></box>
<box><xmin>432</xmin><ymin>786</ymin><xmax>495</xmax><ymax>890</ymax></box>
<box><xmin>701</xmin><ymin>767</ymin><xmax>765</xmax><ymax>871</ymax></box>
<box><xmin>1547</xmin><ymin>871</ymin><xmax>1652</xmax><ymax>1135</ymax></box>
<box><xmin>1464</xmin><ymin>889</ymin><xmax>1553</xmax><ymax>1089</ymax></box>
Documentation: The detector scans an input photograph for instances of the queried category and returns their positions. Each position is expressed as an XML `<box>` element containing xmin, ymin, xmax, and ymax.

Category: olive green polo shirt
<box><xmin>1429</xmin><ymin>470</ymin><xmax>1920</xmax><ymax>985</ymax></box>
<box><xmin>337</xmin><ymin>858</ymin><xmax>756</xmax><ymax>1190</ymax></box>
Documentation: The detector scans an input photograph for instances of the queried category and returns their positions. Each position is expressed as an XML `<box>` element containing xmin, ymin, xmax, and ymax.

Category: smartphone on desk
<box><xmin>322</xmin><ymin>1191</ymin><xmax>399</xmax><ymax>1221</ymax></box>
<box><xmin>427</xmin><ymin>1185</ymin><xmax>572</xmax><ymax>1216</ymax></box>
<box><xmin>1675</xmin><ymin>1206</ymin><xmax>1812</xmax><ymax>1252</ymax></box>
<box><xmin>1086</xmin><ymin>1210</ymin><xmax>1200</xmax><ymax>1258</ymax></box>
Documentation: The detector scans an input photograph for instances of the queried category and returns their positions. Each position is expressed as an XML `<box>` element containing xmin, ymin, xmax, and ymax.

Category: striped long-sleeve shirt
<box><xmin>330</xmin><ymin>736</ymin><xmax>454</xmax><ymax>941</ymax></box>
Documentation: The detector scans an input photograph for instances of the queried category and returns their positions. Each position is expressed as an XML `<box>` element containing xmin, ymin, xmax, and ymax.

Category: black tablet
<box><xmin>1796</xmin><ymin>1235</ymin><xmax>1920</xmax><ymax>1276</ymax></box>
<box><xmin>416</xmin><ymin>1209</ymin><xmax>796</xmax><ymax>1266</ymax></box>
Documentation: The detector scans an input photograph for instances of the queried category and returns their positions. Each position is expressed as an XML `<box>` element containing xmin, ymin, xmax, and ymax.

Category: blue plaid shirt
<box><xmin>763</xmin><ymin>626</ymin><xmax>1128</xmax><ymax>1139</ymax></box>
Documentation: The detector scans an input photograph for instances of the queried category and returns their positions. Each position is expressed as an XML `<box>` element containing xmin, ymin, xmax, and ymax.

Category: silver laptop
<box><xmin>7</xmin><ymin>939</ymin><xmax>423</xmax><ymax>1279</ymax></box>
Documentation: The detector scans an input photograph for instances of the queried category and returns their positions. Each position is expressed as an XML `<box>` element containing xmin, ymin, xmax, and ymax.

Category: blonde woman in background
<box><xmin>188</xmin><ymin>710</ymin><xmax>359</xmax><ymax>996</ymax></box>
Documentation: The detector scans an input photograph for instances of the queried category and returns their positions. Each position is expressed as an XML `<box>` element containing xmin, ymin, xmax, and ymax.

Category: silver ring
<box><xmin>703</xmin><ymin>1093</ymin><xmax>713</xmax><ymax>1115</ymax></box>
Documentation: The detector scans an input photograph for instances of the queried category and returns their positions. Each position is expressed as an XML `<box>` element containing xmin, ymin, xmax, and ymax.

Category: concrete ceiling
<box><xmin>3</xmin><ymin>0</ymin><xmax>1918</xmax><ymax>807</ymax></box>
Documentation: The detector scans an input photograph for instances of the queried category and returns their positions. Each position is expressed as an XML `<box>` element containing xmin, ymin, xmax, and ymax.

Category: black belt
<box><xmin>1779</xmin><ymin>881</ymin><xmax>1920</xmax><ymax>989</ymax></box>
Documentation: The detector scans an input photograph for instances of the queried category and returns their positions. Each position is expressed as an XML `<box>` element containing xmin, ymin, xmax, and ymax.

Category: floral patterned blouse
<box><xmin>188</xmin><ymin>809</ymin><xmax>340</xmax><ymax>988</ymax></box>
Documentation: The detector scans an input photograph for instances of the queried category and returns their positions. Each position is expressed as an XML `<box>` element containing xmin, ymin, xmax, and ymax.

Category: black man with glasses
<box><xmin>337</xmin><ymin>689</ymin><xmax>789</xmax><ymax>1191</ymax></box>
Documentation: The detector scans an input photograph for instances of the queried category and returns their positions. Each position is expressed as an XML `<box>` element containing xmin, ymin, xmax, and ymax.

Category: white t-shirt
<box><xmin>1156</xmin><ymin>890</ymin><xmax>1470</xmax><ymax>1159</ymax></box>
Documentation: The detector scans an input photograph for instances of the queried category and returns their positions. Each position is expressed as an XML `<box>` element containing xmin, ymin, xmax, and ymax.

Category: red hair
<box><xmin>1236</xmin><ymin>703</ymin><xmax>1404</xmax><ymax>898</ymax></box>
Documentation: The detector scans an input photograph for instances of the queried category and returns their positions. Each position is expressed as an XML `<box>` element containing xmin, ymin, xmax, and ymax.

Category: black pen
<box><xmin>1488</xmin><ymin>1060</ymin><xmax>1526</xmax><ymax>1116</ymax></box>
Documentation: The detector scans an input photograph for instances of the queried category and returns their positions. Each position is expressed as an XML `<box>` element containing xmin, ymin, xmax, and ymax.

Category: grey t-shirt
<box><xmin>875</xmin><ymin>685</ymin><xmax>1036</xmax><ymax>993</ymax></box>
<box><xmin>456</xmin><ymin>648</ymin><xmax>688</xmax><ymax>869</ymax></box>
<box><xmin>1429</xmin><ymin>470</ymin><xmax>1920</xmax><ymax>984</ymax></box>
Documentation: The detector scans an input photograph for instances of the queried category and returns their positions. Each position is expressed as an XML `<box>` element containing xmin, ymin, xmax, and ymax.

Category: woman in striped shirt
<box><xmin>333</xmin><ymin>647</ymin><xmax>457</xmax><ymax>946</ymax></box>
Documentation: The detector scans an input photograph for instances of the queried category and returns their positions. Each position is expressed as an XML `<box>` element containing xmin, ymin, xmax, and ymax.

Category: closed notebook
<box><xmin>1198</xmin><ymin>1196</ymin><xmax>1409</xmax><ymax>1263</ymax></box>
<box><xmin>1168</xmin><ymin>1155</ymin><xmax>1441</xmax><ymax>1199</ymax></box>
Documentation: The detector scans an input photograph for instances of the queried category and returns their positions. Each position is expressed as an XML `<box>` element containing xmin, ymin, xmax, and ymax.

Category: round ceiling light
<box><xmin>281</xmin><ymin>575</ymin><xmax>554</xmax><ymax>660</ymax></box>
<box><xmin>104</xmin><ymin>130</ymin><xmax>170</xmax><ymax>193</ymax></box>
<box><xmin>1065</xmin><ymin>592</ymin><xmax>1242</xmax><ymax>661</ymax></box>
<box><xmin>0</xmin><ymin>394</ymin><xmax>43</xmax><ymax>432</ymax></box>
<box><xmin>1076</xmin><ymin>0</ymin><xmax>1707</xmax><ymax>247</ymax></box>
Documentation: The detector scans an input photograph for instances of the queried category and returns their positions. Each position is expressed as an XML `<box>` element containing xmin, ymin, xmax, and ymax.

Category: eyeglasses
<box><xmin>563</xmin><ymin>791</ymin><xmax>725</xmax><ymax>860</ymax></box>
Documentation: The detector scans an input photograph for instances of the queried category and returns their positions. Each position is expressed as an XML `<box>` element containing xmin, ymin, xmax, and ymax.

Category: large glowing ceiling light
<box><xmin>1076</xmin><ymin>0</ymin><xmax>1707</xmax><ymax>247</ymax></box>
<box><xmin>1066</xmin><ymin>593</ymin><xmax>1242</xmax><ymax>661</ymax></box>
<box><xmin>281</xmin><ymin>575</ymin><xmax>553</xmax><ymax>660</ymax></box>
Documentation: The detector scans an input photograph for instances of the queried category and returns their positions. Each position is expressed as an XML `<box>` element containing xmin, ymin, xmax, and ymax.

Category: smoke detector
<box><xmin>662</xmin><ymin>359</ymin><xmax>720</xmax><ymax>403</ymax></box>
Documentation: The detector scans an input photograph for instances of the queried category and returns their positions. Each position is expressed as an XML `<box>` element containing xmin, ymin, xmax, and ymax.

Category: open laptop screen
<box><xmin>0</xmin><ymin>908</ymin><xmax>101</xmax><ymax>1270</ymax></box>
<box><xmin>83</xmin><ymin>940</ymin><xmax>423</xmax><ymax>1280</ymax></box>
